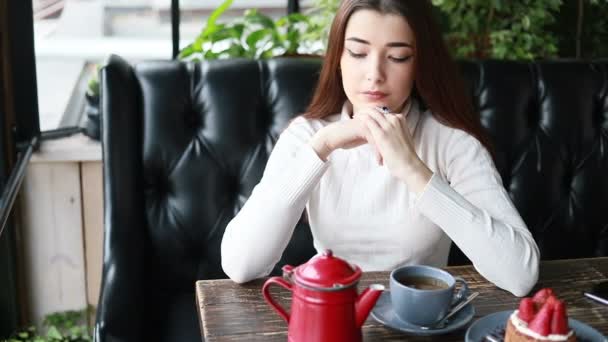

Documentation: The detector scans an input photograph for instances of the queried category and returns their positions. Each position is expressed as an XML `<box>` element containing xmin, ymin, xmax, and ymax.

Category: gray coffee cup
<box><xmin>389</xmin><ymin>265</ymin><xmax>469</xmax><ymax>326</ymax></box>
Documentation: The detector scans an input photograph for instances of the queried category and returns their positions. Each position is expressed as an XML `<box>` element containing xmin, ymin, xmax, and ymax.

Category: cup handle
<box><xmin>262</xmin><ymin>277</ymin><xmax>292</xmax><ymax>323</ymax></box>
<box><xmin>451</xmin><ymin>277</ymin><xmax>469</xmax><ymax>307</ymax></box>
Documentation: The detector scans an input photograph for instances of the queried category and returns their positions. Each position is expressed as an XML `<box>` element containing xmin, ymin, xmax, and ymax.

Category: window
<box><xmin>33</xmin><ymin>0</ymin><xmax>312</xmax><ymax>131</ymax></box>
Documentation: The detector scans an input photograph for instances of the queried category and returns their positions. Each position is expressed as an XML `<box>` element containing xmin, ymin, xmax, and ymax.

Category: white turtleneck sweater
<box><xmin>221</xmin><ymin>101</ymin><xmax>540</xmax><ymax>297</ymax></box>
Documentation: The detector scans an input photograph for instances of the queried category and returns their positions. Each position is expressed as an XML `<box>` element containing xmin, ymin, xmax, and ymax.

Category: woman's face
<box><xmin>340</xmin><ymin>9</ymin><xmax>416</xmax><ymax>114</ymax></box>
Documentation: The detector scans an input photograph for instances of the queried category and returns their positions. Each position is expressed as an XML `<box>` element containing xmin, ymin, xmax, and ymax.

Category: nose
<box><xmin>365</xmin><ymin>54</ymin><xmax>385</xmax><ymax>84</ymax></box>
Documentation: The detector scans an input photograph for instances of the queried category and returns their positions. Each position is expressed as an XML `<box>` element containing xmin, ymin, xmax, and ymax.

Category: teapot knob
<box><xmin>282</xmin><ymin>265</ymin><xmax>294</xmax><ymax>281</ymax></box>
<box><xmin>322</xmin><ymin>249</ymin><xmax>333</xmax><ymax>257</ymax></box>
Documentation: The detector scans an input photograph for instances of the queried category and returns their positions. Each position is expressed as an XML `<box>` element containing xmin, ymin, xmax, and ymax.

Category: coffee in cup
<box><xmin>389</xmin><ymin>265</ymin><xmax>469</xmax><ymax>326</ymax></box>
<box><xmin>395</xmin><ymin>275</ymin><xmax>450</xmax><ymax>290</ymax></box>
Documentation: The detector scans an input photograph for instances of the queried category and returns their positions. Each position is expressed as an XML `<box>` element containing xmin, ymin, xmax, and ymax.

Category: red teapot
<box><xmin>262</xmin><ymin>250</ymin><xmax>385</xmax><ymax>342</ymax></box>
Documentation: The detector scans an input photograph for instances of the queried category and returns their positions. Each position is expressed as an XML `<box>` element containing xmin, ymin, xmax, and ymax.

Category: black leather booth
<box><xmin>95</xmin><ymin>55</ymin><xmax>608</xmax><ymax>342</ymax></box>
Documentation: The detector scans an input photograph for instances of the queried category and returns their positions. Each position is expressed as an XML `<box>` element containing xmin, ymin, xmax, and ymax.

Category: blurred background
<box><xmin>32</xmin><ymin>0</ymin><xmax>607</xmax><ymax>132</ymax></box>
<box><xmin>0</xmin><ymin>0</ymin><xmax>606</xmax><ymax>341</ymax></box>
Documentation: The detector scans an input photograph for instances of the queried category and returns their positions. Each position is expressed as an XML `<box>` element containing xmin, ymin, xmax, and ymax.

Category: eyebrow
<box><xmin>346</xmin><ymin>37</ymin><xmax>413</xmax><ymax>48</ymax></box>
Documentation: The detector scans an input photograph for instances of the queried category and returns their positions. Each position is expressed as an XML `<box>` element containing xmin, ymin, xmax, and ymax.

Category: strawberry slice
<box><xmin>532</xmin><ymin>288</ymin><xmax>555</xmax><ymax>308</ymax></box>
<box><xmin>518</xmin><ymin>298</ymin><xmax>536</xmax><ymax>323</ymax></box>
<box><xmin>528</xmin><ymin>302</ymin><xmax>554</xmax><ymax>336</ymax></box>
<box><xmin>551</xmin><ymin>300</ymin><xmax>570</xmax><ymax>335</ymax></box>
<box><xmin>545</xmin><ymin>295</ymin><xmax>559</xmax><ymax>308</ymax></box>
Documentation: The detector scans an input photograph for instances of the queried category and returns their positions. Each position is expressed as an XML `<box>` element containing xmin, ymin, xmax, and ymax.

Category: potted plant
<box><xmin>83</xmin><ymin>64</ymin><xmax>101</xmax><ymax>141</ymax></box>
<box><xmin>178</xmin><ymin>0</ymin><xmax>324</xmax><ymax>61</ymax></box>
<box><xmin>432</xmin><ymin>0</ymin><xmax>608</xmax><ymax>60</ymax></box>
<box><xmin>180</xmin><ymin>0</ymin><xmax>607</xmax><ymax>61</ymax></box>
<box><xmin>430</xmin><ymin>0</ymin><xmax>562</xmax><ymax>60</ymax></box>
<box><xmin>2</xmin><ymin>307</ymin><xmax>93</xmax><ymax>342</ymax></box>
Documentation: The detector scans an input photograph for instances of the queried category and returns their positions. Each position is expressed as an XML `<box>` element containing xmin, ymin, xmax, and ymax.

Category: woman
<box><xmin>221</xmin><ymin>0</ymin><xmax>539</xmax><ymax>296</ymax></box>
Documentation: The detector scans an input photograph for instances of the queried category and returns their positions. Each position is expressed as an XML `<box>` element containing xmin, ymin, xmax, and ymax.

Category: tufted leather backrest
<box><xmin>96</xmin><ymin>55</ymin><xmax>608</xmax><ymax>342</ymax></box>
<box><xmin>138</xmin><ymin>58</ymin><xmax>322</xmax><ymax>284</ymax></box>
<box><xmin>460</xmin><ymin>60</ymin><xmax>608</xmax><ymax>261</ymax></box>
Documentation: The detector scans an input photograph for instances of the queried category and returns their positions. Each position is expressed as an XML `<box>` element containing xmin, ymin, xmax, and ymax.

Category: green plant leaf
<box><xmin>434</xmin><ymin>0</ymin><xmax>562</xmax><ymax>59</ymax></box>
<box><xmin>178</xmin><ymin>44</ymin><xmax>196</xmax><ymax>59</ymax></box>
<box><xmin>46</xmin><ymin>326</ymin><xmax>62</xmax><ymax>339</ymax></box>
<box><xmin>226</xmin><ymin>45</ymin><xmax>247</xmax><ymax>57</ymax></box>
<box><xmin>285</xmin><ymin>28</ymin><xmax>301</xmax><ymax>54</ymax></box>
<box><xmin>208</xmin><ymin>26</ymin><xmax>239</xmax><ymax>43</ymax></box>
<box><xmin>522</xmin><ymin>16</ymin><xmax>531</xmax><ymax>29</ymax></box>
<box><xmin>203</xmin><ymin>0</ymin><xmax>234</xmax><ymax>36</ymax></box>
<box><xmin>204</xmin><ymin>49</ymin><xmax>220</xmax><ymax>59</ymax></box>
<box><xmin>231</xmin><ymin>23</ymin><xmax>245</xmax><ymax>38</ymax></box>
<box><xmin>201</xmin><ymin>23</ymin><xmax>227</xmax><ymax>41</ymax></box>
<box><xmin>260</xmin><ymin>49</ymin><xmax>276</xmax><ymax>59</ymax></box>
<box><xmin>244</xmin><ymin>9</ymin><xmax>275</xmax><ymax>29</ymax></box>
<box><xmin>245</xmin><ymin>28</ymin><xmax>272</xmax><ymax>50</ymax></box>
<box><xmin>277</xmin><ymin>13</ymin><xmax>309</xmax><ymax>26</ymax></box>
<box><xmin>180</xmin><ymin>0</ymin><xmax>329</xmax><ymax>60</ymax></box>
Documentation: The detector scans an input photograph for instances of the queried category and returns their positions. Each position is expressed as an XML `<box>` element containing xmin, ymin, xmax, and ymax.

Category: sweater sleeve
<box><xmin>221</xmin><ymin>119</ymin><xmax>329</xmax><ymax>283</ymax></box>
<box><xmin>415</xmin><ymin>130</ymin><xmax>540</xmax><ymax>297</ymax></box>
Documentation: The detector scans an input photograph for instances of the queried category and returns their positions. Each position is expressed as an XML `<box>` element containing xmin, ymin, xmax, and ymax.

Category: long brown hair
<box><xmin>303</xmin><ymin>0</ymin><xmax>494</xmax><ymax>156</ymax></box>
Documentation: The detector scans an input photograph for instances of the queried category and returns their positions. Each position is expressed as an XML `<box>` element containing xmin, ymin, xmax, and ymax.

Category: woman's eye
<box><xmin>390</xmin><ymin>56</ymin><xmax>412</xmax><ymax>63</ymax></box>
<box><xmin>347</xmin><ymin>49</ymin><xmax>366</xmax><ymax>58</ymax></box>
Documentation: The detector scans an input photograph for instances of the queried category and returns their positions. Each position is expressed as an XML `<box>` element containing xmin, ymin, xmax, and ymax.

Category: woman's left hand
<box><xmin>357</xmin><ymin>107</ymin><xmax>433</xmax><ymax>193</ymax></box>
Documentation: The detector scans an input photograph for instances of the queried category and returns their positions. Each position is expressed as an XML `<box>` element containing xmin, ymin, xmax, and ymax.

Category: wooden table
<box><xmin>196</xmin><ymin>258</ymin><xmax>608</xmax><ymax>341</ymax></box>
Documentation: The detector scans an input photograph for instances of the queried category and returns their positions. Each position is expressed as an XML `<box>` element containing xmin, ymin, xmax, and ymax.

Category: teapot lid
<box><xmin>292</xmin><ymin>250</ymin><xmax>362</xmax><ymax>291</ymax></box>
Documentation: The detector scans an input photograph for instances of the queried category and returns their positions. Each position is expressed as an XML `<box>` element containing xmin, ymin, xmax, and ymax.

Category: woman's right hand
<box><xmin>309</xmin><ymin>115</ymin><xmax>381</xmax><ymax>162</ymax></box>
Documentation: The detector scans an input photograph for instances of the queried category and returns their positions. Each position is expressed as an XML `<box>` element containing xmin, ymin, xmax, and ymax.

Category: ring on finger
<box><xmin>375</xmin><ymin>106</ymin><xmax>390</xmax><ymax>115</ymax></box>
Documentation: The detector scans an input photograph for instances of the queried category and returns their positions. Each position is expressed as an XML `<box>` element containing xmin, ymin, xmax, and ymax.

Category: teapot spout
<box><xmin>355</xmin><ymin>284</ymin><xmax>385</xmax><ymax>327</ymax></box>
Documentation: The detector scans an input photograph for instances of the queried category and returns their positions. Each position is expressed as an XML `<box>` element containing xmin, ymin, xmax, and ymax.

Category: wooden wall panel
<box><xmin>20</xmin><ymin>162</ymin><xmax>87</xmax><ymax>325</ymax></box>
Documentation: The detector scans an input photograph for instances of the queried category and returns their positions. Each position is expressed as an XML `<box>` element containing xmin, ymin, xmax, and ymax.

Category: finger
<box><xmin>366</xmin><ymin>109</ymin><xmax>392</xmax><ymax>131</ymax></box>
<box><xmin>355</xmin><ymin>117</ymin><xmax>384</xmax><ymax>165</ymax></box>
<box><xmin>363</xmin><ymin>114</ymin><xmax>387</xmax><ymax>144</ymax></box>
<box><xmin>385</xmin><ymin>113</ymin><xmax>401</xmax><ymax>128</ymax></box>
<box><xmin>361</xmin><ymin>117</ymin><xmax>390</xmax><ymax>165</ymax></box>
<box><xmin>362</xmin><ymin>123</ymin><xmax>383</xmax><ymax>164</ymax></box>
<box><xmin>394</xmin><ymin>114</ymin><xmax>406</xmax><ymax>130</ymax></box>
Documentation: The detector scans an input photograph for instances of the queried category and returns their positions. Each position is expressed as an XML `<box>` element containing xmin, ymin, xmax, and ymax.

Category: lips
<box><xmin>362</xmin><ymin>91</ymin><xmax>388</xmax><ymax>100</ymax></box>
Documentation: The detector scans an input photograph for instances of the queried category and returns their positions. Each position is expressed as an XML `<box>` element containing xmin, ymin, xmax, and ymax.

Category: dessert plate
<box><xmin>465</xmin><ymin>310</ymin><xmax>607</xmax><ymax>342</ymax></box>
<box><xmin>371</xmin><ymin>291</ymin><xmax>475</xmax><ymax>336</ymax></box>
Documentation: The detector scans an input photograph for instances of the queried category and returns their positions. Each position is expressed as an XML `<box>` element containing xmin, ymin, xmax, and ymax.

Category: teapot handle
<box><xmin>262</xmin><ymin>277</ymin><xmax>292</xmax><ymax>323</ymax></box>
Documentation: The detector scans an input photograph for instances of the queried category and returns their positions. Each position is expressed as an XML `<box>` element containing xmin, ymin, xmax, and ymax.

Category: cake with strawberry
<box><xmin>505</xmin><ymin>288</ymin><xmax>577</xmax><ymax>342</ymax></box>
